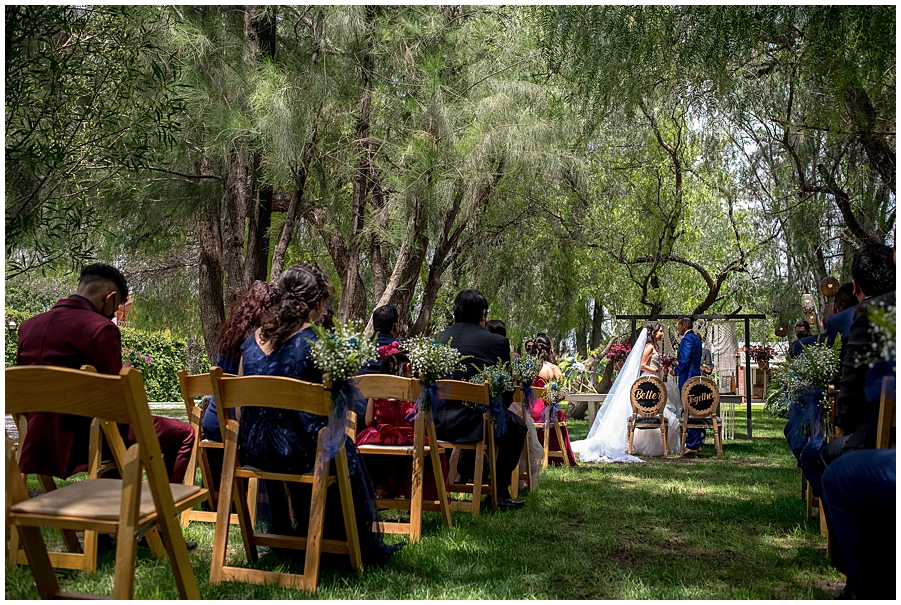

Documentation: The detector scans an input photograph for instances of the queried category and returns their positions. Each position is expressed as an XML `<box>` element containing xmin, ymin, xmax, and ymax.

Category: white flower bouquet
<box><xmin>310</xmin><ymin>321</ymin><xmax>377</xmax><ymax>384</ymax></box>
<box><xmin>402</xmin><ymin>336</ymin><xmax>467</xmax><ymax>383</ymax></box>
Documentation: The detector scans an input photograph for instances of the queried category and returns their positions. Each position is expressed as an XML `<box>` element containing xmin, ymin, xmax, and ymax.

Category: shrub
<box><xmin>5</xmin><ymin>307</ymin><xmax>208</xmax><ymax>401</ymax></box>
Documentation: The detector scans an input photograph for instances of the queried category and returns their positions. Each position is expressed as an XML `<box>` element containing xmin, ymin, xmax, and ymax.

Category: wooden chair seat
<box><xmin>12</xmin><ymin>479</ymin><xmax>205</xmax><ymax>525</ymax></box>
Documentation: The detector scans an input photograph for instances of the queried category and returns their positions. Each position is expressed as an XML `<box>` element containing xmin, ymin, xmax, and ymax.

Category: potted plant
<box><xmin>747</xmin><ymin>344</ymin><xmax>776</xmax><ymax>371</ymax></box>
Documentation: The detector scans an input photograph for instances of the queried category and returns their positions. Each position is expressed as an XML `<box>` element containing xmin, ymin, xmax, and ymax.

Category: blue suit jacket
<box><xmin>674</xmin><ymin>331</ymin><xmax>702</xmax><ymax>392</ymax></box>
<box><xmin>789</xmin><ymin>334</ymin><xmax>822</xmax><ymax>358</ymax></box>
<box><xmin>825</xmin><ymin>306</ymin><xmax>856</xmax><ymax>365</ymax></box>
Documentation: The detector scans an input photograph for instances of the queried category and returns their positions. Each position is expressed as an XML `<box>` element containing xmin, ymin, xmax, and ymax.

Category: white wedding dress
<box><xmin>572</xmin><ymin>329</ymin><xmax>684</xmax><ymax>462</ymax></box>
<box><xmin>631</xmin><ymin>352</ymin><xmax>683</xmax><ymax>456</ymax></box>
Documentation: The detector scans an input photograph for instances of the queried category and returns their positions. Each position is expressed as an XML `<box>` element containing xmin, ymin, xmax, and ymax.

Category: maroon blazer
<box><xmin>16</xmin><ymin>296</ymin><xmax>123</xmax><ymax>478</ymax></box>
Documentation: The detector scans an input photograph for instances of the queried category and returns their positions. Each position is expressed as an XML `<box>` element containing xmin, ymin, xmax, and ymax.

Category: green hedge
<box><xmin>5</xmin><ymin>307</ymin><xmax>208</xmax><ymax>402</ymax></box>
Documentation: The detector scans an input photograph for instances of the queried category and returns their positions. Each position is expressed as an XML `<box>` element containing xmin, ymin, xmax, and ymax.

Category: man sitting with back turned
<box><xmin>16</xmin><ymin>264</ymin><xmax>195</xmax><ymax>488</ymax></box>
<box><xmin>435</xmin><ymin>289</ymin><xmax>528</xmax><ymax>510</ymax></box>
<box><xmin>358</xmin><ymin>304</ymin><xmax>402</xmax><ymax>375</ymax></box>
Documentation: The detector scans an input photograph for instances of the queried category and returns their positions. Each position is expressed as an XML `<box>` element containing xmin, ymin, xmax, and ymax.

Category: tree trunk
<box><xmin>337</xmin><ymin>11</ymin><xmax>375</xmax><ymax>323</ymax></box>
<box><xmin>221</xmin><ymin>147</ymin><xmax>251</xmax><ymax>306</ymax></box>
<box><xmin>198</xmin><ymin>194</ymin><xmax>226</xmax><ymax>362</ymax></box>
<box><xmin>271</xmin><ymin>140</ymin><xmax>315</xmax><ymax>280</ymax></box>
<box><xmin>589</xmin><ymin>301</ymin><xmax>604</xmax><ymax>350</ymax></box>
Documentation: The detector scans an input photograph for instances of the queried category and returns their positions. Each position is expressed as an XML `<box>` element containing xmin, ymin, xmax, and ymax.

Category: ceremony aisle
<box><xmin>6</xmin><ymin>407</ymin><xmax>842</xmax><ymax>599</ymax></box>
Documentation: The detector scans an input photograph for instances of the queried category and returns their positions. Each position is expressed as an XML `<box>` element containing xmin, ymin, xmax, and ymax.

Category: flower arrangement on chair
<box><xmin>469</xmin><ymin>361</ymin><xmax>515</xmax><ymax>436</ymax></box>
<box><xmin>766</xmin><ymin>335</ymin><xmax>842</xmax><ymax>439</ymax></box>
<box><xmin>541</xmin><ymin>380</ymin><xmax>570</xmax><ymax>429</ymax></box>
<box><xmin>511</xmin><ymin>353</ymin><xmax>542</xmax><ymax>412</ymax></box>
<box><xmin>401</xmin><ymin>336</ymin><xmax>468</xmax><ymax>418</ymax></box>
<box><xmin>310</xmin><ymin>321</ymin><xmax>377</xmax><ymax>456</ymax></box>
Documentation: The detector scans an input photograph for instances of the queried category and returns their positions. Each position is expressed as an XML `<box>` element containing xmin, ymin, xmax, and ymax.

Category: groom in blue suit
<box><xmin>673</xmin><ymin>316</ymin><xmax>704</xmax><ymax>453</ymax></box>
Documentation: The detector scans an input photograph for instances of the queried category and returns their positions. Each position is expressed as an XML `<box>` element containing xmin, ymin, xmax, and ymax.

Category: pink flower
<box><xmin>145</xmin><ymin>357</ymin><xmax>152</xmax><ymax>362</ymax></box>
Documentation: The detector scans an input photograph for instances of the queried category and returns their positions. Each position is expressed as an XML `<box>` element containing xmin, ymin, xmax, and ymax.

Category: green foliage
<box><xmin>120</xmin><ymin>326</ymin><xmax>209</xmax><ymax>401</ymax></box>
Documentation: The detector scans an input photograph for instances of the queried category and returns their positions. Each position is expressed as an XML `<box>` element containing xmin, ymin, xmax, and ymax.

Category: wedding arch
<box><xmin>616</xmin><ymin>313</ymin><xmax>767</xmax><ymax>438</ymax></box>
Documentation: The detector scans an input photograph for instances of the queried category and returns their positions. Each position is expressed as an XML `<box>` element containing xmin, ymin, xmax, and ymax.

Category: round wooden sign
<box><xmin>630</xmin><ymin>375</ymin><xmax>667</xmax><ymax>416</ymax></box>
<box><xmin>681</xmin><ymin>376</ymin><xmax>719</xmax><ymax>417</ymax></box>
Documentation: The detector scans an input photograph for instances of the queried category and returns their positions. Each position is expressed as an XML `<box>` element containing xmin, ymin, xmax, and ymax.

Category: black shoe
<box><xmin>497</xmin><ymin>497</ymin><xmax>525</xmax><ymax>511</ymax></box>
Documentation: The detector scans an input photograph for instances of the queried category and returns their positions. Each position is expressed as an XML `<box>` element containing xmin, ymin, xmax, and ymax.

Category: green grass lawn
<box><xmin>6</xmin><ymin>407</ymin><xmax>841</xmax><ymax>599</ymax></box>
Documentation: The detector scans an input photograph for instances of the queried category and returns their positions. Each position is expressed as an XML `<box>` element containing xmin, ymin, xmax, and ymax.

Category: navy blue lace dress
<box><xmin>238</xmin><ymin>327</ymin><xmax>399</xmax><ymax>564</ymax></box>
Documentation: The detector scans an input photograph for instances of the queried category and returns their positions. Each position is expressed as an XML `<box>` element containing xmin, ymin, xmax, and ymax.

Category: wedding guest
<box><xmin>529</xmin><ymin>334</ymin><xmax>577</xmax><ymax>466</ymax></box>
<box><xmin>788</xmin><ymin>320</ymin><xmax>813</xmax><ymax>358</ymax></box>
<box><xmin>823</xmin><ymin>282</ymin><xmax>857</xmax><ymax>364</ymax></box>
<box><xmin>16</xmin><ymin>263</ymin><xmax>194</xmax><ymax>485</ymax></box>
<box><xmin>487</xmin><ymin>321</ymin><xmax>544</xmax><ymax>487</ymax></box>
<box><xmin>237</xmin><ymin>263</ymin><xmax>400</xmax><ymax>563</ymax></box>
<box><xmin>436</xmin><ymin>289</ymin><xmax>528</xmax><ymax>510</ymax></box>
<box><xmin>201</xmin><ymin>280</ymin><xmax>279</xmax><ymax>442</ymax></box>
<box><xmin>355</xmin><ymin>344</ymin><xmax>449</xmax><ymax>500</ymax></box>
<box><xmin>820</xmin><ymin>448</ymin><xmax>896</xmax><ymax>600</ymax></box>
<box><xmin>799</xmin><ymin>243</ymin><xmax>894</xmax><ymax>497</ymax></box>
<box><xmin>358</xmin><ymin>304</ymin><xmax>402</xmax><ymax>375</ymax></box>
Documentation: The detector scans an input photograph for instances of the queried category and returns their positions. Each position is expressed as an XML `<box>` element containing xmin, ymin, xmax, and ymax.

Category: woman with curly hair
<box><xmin>237</xmin><ymin>263</ymin><xmax>401</xmax><ymax>564</ymax></box>
<box><xmin>201</xmin><ymin>280</ymin><xmax>279</xmax><ymax>442</ymax></box>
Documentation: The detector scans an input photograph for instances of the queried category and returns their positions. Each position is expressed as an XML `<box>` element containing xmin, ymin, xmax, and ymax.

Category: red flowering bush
<box><xmin>606</xmin><ymin>343</ymin><xmax>632</xmax><ymax>365</ymax></box>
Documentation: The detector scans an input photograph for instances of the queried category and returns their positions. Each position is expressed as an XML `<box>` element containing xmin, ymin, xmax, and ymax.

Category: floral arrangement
<box><xmin>606</xmin><ymin>342</ymin><xmax>631</xmax><ymax>365</ymax></box>
<box><xmin>747</xmin><ymin>344</ymin><xmax>777</xmax><ymax>363</ymax></box>
<box><xmin>469</xmin><ymin>361</ymin><xmax>514</xmax><ymax>436</ymax></box>
<box><xmin>541</xmin><ymin>380</ymin><xmax>569</xmax><ymax>427</ymax></box>
<box><xmin>659</xmin><ymin>353</ymin><xmax>676</xmax><ymax>374</ymax></box>
<box><xmin>402</xmin><ymin>336</ymin><xmax>467</xmax><ymax>383</ymax></box>
<box><xmin>511</xmin><ymin>353</ymin><xmax>543</xmax><ymax>385</ymax></box>
<box><xmin>401</xmin><ymin>335</ymin><xmax>468</xmax><ymax>417</ymax></box>
<box><xmin>310</xmin><ymin>321</ymin><xmax>377</xmax><ymax>383</ymax></box>
<box><xmin>309</xmin><ymin>322</ymin><xmax>376</xmax><ymax>457</ymax></box>
<box><xmin>766</xmin><ymin>335</ymin><xmax>842</xmax><ymax>438</ymax></box>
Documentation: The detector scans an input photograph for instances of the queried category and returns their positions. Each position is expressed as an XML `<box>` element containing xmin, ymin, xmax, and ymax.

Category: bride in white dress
<box><xmin>571</xmin><ymin>323</ymin><xmax>682</xmax><ymax>463</ymax></box>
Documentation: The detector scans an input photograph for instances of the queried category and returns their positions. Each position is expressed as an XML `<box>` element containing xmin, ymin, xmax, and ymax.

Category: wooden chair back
<box><xmin>5</xmin><ymin>365</ymin><xmax>202</xmax><ymax>599</ymax></box>
<box><xmin>681</xmin><ymin>376</ymin><xmax>720</xmax><ymax>418</ymax></box>
<box><xmin>876</xmin><ymin>375</ymin><xmax>896</xmax><ymax>450</ymax></box>
<box><xmin>436</xmin><ymin>379</ymin><xmax>490</xmax><ymax>406</ymax></box>
<box><xmin>352</xmin><ymin>373</ymin><xmax>421</xmax><ymax>402</ymax></box>
<box><xmin>629</xmin><ymin>376</ymin><xmax>667</xmax><ymax>418</ymax></box>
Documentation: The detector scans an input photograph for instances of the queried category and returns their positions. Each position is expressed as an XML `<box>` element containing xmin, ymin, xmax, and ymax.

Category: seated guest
<box><xmin>358</xmin><ymin>304</ymin><xmax>402</xmax><ymax>375</ymax></box>
<box><xmin>823</xmin><ymin>282</ymin><xmax>858</xmax><ymax>365</ymax></box>
<box><xmin>355</xmin><ymin>345</ymin><xmax>449</xmax><ymax>500</ymax></box>
<box><xmin>799</xmin><ymin>243</ymin><xmax>895</xmax><ymax>496</ymax></box>
<box><xmin>820</xmin><ymin>448</ymin><xmax>896</xmax><ymax>600</ymax></box>
<box><xmin>201</xmin><ymin>280</ymin><xmax>279</xmax><ymax>442</ymax></box>
<box><xmin>435</xmin><ymin>289</ymin><xmax>528</xmax><ymax>510</ymax></box>
<box><xmin>237</xmin><ymin>263</ymin><xmax>400</xmax><ymax>563</ymax></box>
<box><xmin>17</xmin><ymin>263</ymin><xmax>194</xmax><ymax>486</ymax></box>
<box><xmin>788</xmin><ymin>320</ymin><xmax>813</xmax><ymax>358</ymax></box>
<box><xmin>529</xmin><ymin>334</ymin><xmax>577</xmax><ymax>467</ymax></box>
<box><xmin>486</xmin><ymin>322</ymin><xmax>543</xmax><ymax>488</ymax></box>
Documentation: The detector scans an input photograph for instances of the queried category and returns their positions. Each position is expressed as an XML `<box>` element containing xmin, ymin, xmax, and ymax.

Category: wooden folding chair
<box><xmin>626</xmin><ymin>376</ymin><xmax>669</xmax><ymax>456</ymax></box>
<box><xmin>679</xmin><ymin>376</ymin><xmax>723</xmax><ymax>458</ymax></box>
<box><xmin>8</xmin><ymin>365</ymin><xmax>167</xmax><ymax>573</ymax></box>
<box><xmin>208</xmin><ymin>367</ymin><xmax>362</xmax><ymax>593</ymax></box>
<box><xmin>350</xmin><ymin>374</ymin><xmax>452</xmax><ymax>542</ymax></box>
<box><xmin>6</xmin><ymin>366</ymin><xmax>206</xmax><ymax>599</ymax></box>
<box><xmin>438</xmin><ymin>380</ymin><xmax>496</xmax><ymax>517</ymax></box>
<box><xmin>176</xmin><ymin>370</ymin><xmax>254</xmax><ymax>527</ymax></box>
<box><xmin>509</xmin><ymin>384</ymin><xmax>534</xmax><ymax>500</ymax></box>
<box><xmin>876</xmin><ymin>375</ymin><xmax>895</xmax><ymax>450</ymax></box>
<box><xmin>536</xmin><ymin>388</ymin><xmax>572</xmax><ymax>468</ymax></box>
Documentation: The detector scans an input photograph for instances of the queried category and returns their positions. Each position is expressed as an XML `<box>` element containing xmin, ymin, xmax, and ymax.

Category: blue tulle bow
<box><xmin>541</xmin><ymin>400</ymin><xmax>560</xmax><ymax>430</ymax></box>
<box><xmin>489</xmin><ymin>393</ymin><xmax>507</xmax><ymax>437</ymax></box>
<box><xmin>407</xmin><ymin>380</ymin><xmax>447</xmax><ymax>423</ymax></box>
<box><xmin>520</xmin><ymin>383</ymin><xmax>536</xmax><ymax>414</ymax></box>
<box><xmin>320</xmin><ymin>380</ymin><xmax>366</xmax><ymax>459</ymax></box>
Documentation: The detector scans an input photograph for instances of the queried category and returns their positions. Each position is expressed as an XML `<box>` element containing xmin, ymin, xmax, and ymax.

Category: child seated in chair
<box><xmin>355</xmin><ymin>343</ymin><xmax>449</xmax><ymax>500</ymax></box>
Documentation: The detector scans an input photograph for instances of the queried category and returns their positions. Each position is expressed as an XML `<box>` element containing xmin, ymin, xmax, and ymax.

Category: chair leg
<box><xmin>211</xmin><ymin>427</ymin><xmax>240</xmax><ymax>584</ymax></box>
<box><xmin>487</xmin><ymin>426</ymin><xmax>498</xmax><ymax>509</ymax></box>
<box><xmin>554</xmin><ymin>420</ymin><xmax>569</xmax><ymax>466</ymax></box>
<box><xmin>246</xmin><ymin>477</ymin><xmax>259</xmax><ymax>530</ymax></box>
<box><xmin>335</xmin><ymin>449</ymin><xmax>362</xmax><ymax>570</ymax></box>
<box><xmin>661</xmin><ymin>419</ymin><xmax>668</xmax><ymax>456</ymax></box>
<box><xmin>713</xmin><ymin>419</ymin><xmax>723</xmax><ymax>458</ymax></box>
<box><xmin>541</xmin><ymin>422</ymin><xmax>550</xmax><ymax>469</ymax></box>
<box><xmin>234</xmin><ymin>476</ymin><xmax>258</xmax><ymax>563</ymax></box>
<box><xmin>113</xmin><ymin>444</ymin><xmax>143</xmax><ymax>600</ymax></box>
<box><xmin>680</xmin><ymin>422</ymin><xmax>688</xmax><ymax>455</ymax></box>
<box><xmin>302</xmin><ymin>445</ymin><xmax>332</xmax><ymax>592</ymax></box>
<box><xmin>18</xmin><ymin>526</ymin><xmax>62</xmax><ymax>600</ymax></box>
<box><xmin>471</xmin><ymin>443</ymin><xmax>484</xmax><ymax>518</ymax></box>
<box><xmin>427</xmin><ymin>423</ymin><xmax>452</xmax><ymax>528</ymax></box>
<box><xmin>627</xmin><ymin>419</ymin><xmax>635</xmax><ymax>455</ymax></box>
<box><xmin>409</xmin><ymin>415</ymin><xmax>425</xmax><ymax>543</ymax></box>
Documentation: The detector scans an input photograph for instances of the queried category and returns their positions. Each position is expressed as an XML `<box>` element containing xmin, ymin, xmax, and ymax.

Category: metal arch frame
<box><xmin>615</xmin><ymin>313</ymin><xmax>767</xmax><ymax>439</ymax></box>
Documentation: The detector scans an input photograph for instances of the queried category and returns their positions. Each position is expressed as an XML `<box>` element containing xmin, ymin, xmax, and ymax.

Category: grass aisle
<box><xmin>6</xmin><ymin>407</ymin><xmax>840</xmax><ymax>599</ymax></box>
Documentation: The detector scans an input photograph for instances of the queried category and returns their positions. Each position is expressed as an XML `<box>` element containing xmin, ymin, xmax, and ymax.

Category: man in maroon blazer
<box><xmin>16</xmin><ymin>263</ymin><xmax>194</xmax><ymax>484</ymax></box>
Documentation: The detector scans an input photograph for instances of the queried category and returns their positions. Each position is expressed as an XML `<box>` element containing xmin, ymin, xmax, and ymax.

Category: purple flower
<box><xmin>145</xmin><ymin>357</ymin><xmax>152</xmax><ymax>362</ymax></box>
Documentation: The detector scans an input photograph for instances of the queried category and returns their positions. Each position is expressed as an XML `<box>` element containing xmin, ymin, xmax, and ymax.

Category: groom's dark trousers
<box><xmin>674</xmin><ymin>330</ymin><xmax>704</xmax><ymax>450</ymax></box>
